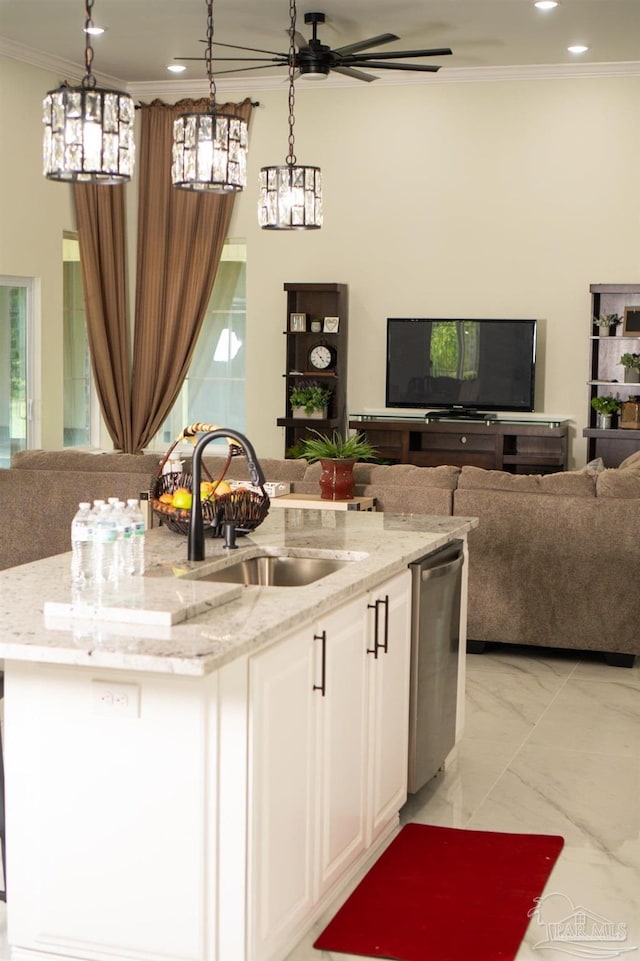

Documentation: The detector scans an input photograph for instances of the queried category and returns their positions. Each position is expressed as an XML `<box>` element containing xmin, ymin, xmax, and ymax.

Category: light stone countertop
<box><xmin>0</xmin><ymin>510</ymin><xmax>477</xmax><ymax>677</ymax></box>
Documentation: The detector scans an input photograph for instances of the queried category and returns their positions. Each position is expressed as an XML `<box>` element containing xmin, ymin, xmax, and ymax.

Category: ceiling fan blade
<box><xmin>341</xmin><ymin>47</ymin><xmax>452</xmax><ymax>63</ymax></box>
<box><xmin>332</xmin><ymin>33</ymin><xmax>399</xmax><ymax>57</ymax></box>
<box><xmin>332</xmin><ymin>65</ymin><xmax>378</xmax><ymax>83</ymax></box>
<box><xmin>212</xmin><ymin>63</ymin><xmax>287</xmax><ymax>76</ymax></box>
<box><xmin>294</xmin><ymin>31</ymin><xmax>309</xmax><ymax>50</ymax></box>
<box><xmin>177</xmin><ymin>55</ymin><xmax>286</xmax><ymax>64</ymax></box>
<box><xmin>348</xmin><ymin>61</ymin><xmax>442</xmax><ymax>72</ymax></box>
<box><xmin>210</xmin><ymin>39</ymin><xmax>287</xmax><ymax>57</ymax></box>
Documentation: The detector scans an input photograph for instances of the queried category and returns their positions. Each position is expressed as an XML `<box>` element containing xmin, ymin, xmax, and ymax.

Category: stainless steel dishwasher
<box><xmin>407</xmin><ymin>540</ymin><xmax>464</xmax><ymax>794</ymax></box>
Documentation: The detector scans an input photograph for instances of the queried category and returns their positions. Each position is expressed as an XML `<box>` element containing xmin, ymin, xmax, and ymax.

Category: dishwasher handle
<box><xmin>417</xmin><ymin>554</ymin><xmax>463</xmax><ymax>582</ymax></box>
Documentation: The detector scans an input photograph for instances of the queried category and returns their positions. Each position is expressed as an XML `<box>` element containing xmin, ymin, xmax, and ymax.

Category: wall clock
<box><xmin>308</xmin><ymin>343</ymin><xmax>336</xmax><ymax>371</ymax></box>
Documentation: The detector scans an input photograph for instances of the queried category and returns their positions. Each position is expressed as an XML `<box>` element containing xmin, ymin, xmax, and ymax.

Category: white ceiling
<box><xmin>1</xmin><ymin>0</ymin><xmax>639</xmax><ymax>89</ymax></box>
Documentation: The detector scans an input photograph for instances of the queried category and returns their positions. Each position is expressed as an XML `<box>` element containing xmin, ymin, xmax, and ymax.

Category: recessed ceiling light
<box><xmin>84</xmin><ymin>25</ymin><xmax>105</xmax><ymax>36</ymax></box>
<box><xmin>534</xmin><ymin>1</ymin><xmax>558</xmax><ymax>10</ymax></box>
<box><xmin>568</xmin><ymin>44</ymin><xmax>589</xmax><ymax>54</ymax></box>
<box><xmin>167</xmin><ymin>64</ymin><xmax>187</xmax><ymax>73</ymax></box>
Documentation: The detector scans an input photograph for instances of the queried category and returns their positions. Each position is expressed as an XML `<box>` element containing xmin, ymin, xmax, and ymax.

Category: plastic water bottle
<box><xmin>126</xmin><ymin>498</ymin><xmax>146</xmax><ymax>575</ymax></box>
<box><xmin>71</xmin><ymin>502</ymin><xmax>93</xmax><ymax>586</ymax></box>
<box><xmin>112</xmin><ymin>500</ymin><xmax>134</xmax><ymax>577</ymax></box>
<box><xmin>93</xmin><ymin>503</ymin><xmax>119</xmax><ymax>584</ymax></box>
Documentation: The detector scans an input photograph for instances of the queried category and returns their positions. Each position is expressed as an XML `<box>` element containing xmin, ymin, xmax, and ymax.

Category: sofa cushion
<box><xmin>302</xmin><ymin>462</ymin><xmax>460</xmax><ymax>490</ymax></box>
<box><xmin>12</xmin><ymin>449</ymin><xmax>160</xmax><ymax>474</ymax></box>
<box><xmin>618</xmin><ymin>449</ymin><xmax>640</xmax><ymax>470</ymax></box>
<box><xmin>596</xmin><ymin>467</ymin><xmax>640</xmax><ymax>499</ymax></box>
<box><xmin>11</xmin><ymin>449</ymin><xmax>309</xmax><ymax>483</ymax></box>
<box><xmin>294</xmin><ymin>462</ymin><xmax>458</xmax><ymax>515</ymax></box>
<box><xmin>458</xmin><ymin>464</ymin><xmax>596</xmax><ymax>497</ymax></box>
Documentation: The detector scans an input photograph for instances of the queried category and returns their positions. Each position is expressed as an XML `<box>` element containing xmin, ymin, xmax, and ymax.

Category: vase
<box><xmin>596</xmin><ymin>412</ymin><xmax>612</xmax><ymax>429</ymax></box>
<box><xmin>624</xmin><ymin>369</ymin><xmax>640</xmax><ymax>384</ymax></box>
<box><xmin>318</xmin><ymin>458</ymin><xmax>356</xmax><ymax>500</ymax></box>
<box><xmin>292</xmin><ymin>406</ymin><xmax>327</xmax><ymax>420</ymax></box>
<box><xmin>599</xmin><ymin>326</ymin><xmax>610</xmax><ymax>337</ymax></box>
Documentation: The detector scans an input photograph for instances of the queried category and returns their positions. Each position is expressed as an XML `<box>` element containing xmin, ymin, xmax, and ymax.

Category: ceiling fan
<box><xmin>177</xmin><ymin>11</ymin><xmax>452</xmax><ymax>83</ymax></box>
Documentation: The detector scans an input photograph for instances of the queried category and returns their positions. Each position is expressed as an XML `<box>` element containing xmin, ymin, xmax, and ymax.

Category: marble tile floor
<box><xmin>0</xmin><ymin>644</ymin><xmax>637</xmax><ymax>961</ymax></box>
<box><xmin>286</xmin><ymin>643</ymin><xmax>640</xmax><ymax>961</ymax></box>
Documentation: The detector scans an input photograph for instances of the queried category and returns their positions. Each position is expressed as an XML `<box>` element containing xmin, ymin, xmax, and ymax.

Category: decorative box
<box><xmin>620</xmin><ymin>398</ymin><xmax>640</xmax><ymax>430</ymax></box>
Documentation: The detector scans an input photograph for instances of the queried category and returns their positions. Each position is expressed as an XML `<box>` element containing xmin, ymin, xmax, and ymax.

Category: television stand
<box><xmin>348</xmin><ymin>416</ymin><xmax>569</xmax><ymax>474</ymax></box>
<box><xmin>424</xmin><ymin>409</ymin><xmax>497</xmax><ymax>423</ymax></box>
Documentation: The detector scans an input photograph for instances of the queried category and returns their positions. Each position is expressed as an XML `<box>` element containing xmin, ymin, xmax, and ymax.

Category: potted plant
<box><xmin>620</xmin><ymin>352</ymin><xmax>640</xmax><ymax>384</ymax></box>
<box><xmin>289</xmin><ymin>383</ymin><xmax>333</xmax><ymax>419</ymax></box>
<box><xmin>594</xmin><ymin>313</ymin><xmax>621</xmax><ymax>337</ymax></box>
<box><xmin>591</xmin><ymin>395</ymin><xmax>619</xmax><ymax>429</ymax></box>
<box><xmin>298</xmin><ymin>429</ymin><xmax>377</xmax><ymax>500</ymax></box>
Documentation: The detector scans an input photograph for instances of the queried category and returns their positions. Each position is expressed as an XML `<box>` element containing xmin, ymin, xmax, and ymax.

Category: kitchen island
<box><xmin>0</xmin><ymin>509</ymin><xmax>476</xmax><ymax>961</ymax></box>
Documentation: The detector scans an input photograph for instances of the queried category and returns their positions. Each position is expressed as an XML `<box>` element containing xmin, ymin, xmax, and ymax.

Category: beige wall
<box><xmin>3</xmin><ymin>54</ymin><xmax>640</xmax><ymax>465</ymax></box>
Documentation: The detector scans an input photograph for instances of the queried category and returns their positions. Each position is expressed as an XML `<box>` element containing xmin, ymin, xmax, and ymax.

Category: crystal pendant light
<box><xmin>172</xmin><ymin>0</ymin><xmax>247</xmax><ymax>193</ymax></box>
<box><xmin>258</xmin><ymin>0</ymin><xmax>323</xmax><ymax>229</ymax></box>
<box><xmin>42</xmin><ymin>0</ymin><xmax>135</xmax><ymax>184</ymax></box>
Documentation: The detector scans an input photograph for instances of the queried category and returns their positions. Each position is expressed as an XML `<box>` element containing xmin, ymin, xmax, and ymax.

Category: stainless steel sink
<box><xmin>183</xmin><ymin>553</ymin><xmax>355</xmax><ymax>587</ymax></box>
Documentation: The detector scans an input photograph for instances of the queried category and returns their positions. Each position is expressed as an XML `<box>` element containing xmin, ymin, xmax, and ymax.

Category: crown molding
<box><xmin>2</xmin><ymin>35</ymin><xmax>639</xmax><ymax>98</ymax></box>
<box><xmin>0</xmin><ymin>36</ymin><xmax>126</xmax><ymax>89</ymax></box>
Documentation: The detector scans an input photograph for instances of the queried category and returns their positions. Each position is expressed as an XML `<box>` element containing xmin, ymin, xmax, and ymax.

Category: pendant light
<box><xmin>42</xmin><ymin>0</ymin><xmax>135</xmax><ymax>184</ymax></box>
<box><xmin>258</xmin><ymin>0</ymin><xmax>323</xmax><ymax>229</ymax></box>
<box><xmin>172</xmin><ymin>0</ymin><xmax>248</xmax><ymax>193</ymax></box>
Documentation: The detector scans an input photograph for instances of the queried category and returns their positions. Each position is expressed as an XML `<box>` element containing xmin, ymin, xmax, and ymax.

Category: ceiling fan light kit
<box><xmin>172</xmin><ymin>0</ymin><xmax>247</xmax><ymax>193</ymax></box>
<box><xmin>42</xmin><ymin>0</ymin><xmax>135</xmax><ymax>184</ymax></box>
<box><xmin>206</xmin><ymin>9</ymin><xmax>452</xmax><ymax>84</ymax></box>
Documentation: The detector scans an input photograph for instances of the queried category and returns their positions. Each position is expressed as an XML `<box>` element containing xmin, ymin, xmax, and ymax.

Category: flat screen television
<box><xmin>386</xmin><ymin>318</ymin><xmax>537</xmax><ymax>416</ymax></box>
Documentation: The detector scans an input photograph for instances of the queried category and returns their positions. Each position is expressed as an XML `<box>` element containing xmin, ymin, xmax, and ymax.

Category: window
<box><xmin>63</xmin><ymin>234</ymin><xmax>94</xmax><ymax>447</ymax></box>
<box><xmin>154</xmin><ymin>241</ymin><xmax>246</xmax><ymax>449</ymax></box>
<box><xmin>0</xmin><ymin>277</ymin><xmax>33</xmax><ymax>468</ymax></box>
<box><xmin>60</xmin><ymin>239</ymin><xmax>245</xmax><ymax>452</ymax></box>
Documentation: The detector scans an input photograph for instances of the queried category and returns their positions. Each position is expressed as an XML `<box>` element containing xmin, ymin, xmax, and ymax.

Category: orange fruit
<box><xmin>159</xmin><ymin>493</ymin><xmax>174</xmax><ymax>504</ymax></box>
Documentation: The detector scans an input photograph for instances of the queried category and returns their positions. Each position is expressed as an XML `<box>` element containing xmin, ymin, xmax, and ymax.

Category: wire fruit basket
<box><xmin>150</xmin><ymin>423</ymin><xmax>270</xmax><ymax>538</ymax></box>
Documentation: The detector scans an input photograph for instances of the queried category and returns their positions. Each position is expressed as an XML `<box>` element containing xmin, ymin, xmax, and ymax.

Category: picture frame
<box><xmin>623</xmin><ymin>307</ymin><xmax>640</xmax><ymax>335</ymax></box>
<box><xmin>290</xmin><ymin>313</ymin><xmax>307</xmax><ymax>332</ymax></box>
<box><xmin>323</xmin><ymin>316</ymin><xmax>340</xmax><ymax>333</ymax></box>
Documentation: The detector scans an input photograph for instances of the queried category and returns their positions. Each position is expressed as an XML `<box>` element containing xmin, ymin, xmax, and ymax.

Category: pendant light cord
<box><xmin>286</xmin><ymin>0</ymin><xmax>297</xmax><ymax>165</ymax></box>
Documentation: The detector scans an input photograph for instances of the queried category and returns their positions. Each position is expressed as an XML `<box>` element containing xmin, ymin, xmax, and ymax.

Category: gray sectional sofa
<box><xmin>2</xmin><ymin>448</ymin><xmax>639</xmax><ymax>666</ymax></box>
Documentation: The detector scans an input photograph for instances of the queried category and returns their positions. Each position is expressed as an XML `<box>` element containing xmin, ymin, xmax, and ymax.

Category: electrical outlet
<box><xmin>92</xmin><ymin>680</ymin><xmax>140</xmax><ymax>718</ymax></box>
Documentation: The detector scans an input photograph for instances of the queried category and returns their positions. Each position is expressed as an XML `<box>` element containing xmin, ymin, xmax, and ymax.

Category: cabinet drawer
<box><xmin>416</xmin><ymin>432</ymin><xmax>496</xmax><ymax>453</ymax></box>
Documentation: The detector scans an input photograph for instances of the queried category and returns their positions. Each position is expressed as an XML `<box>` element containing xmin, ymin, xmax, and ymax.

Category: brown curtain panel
<box><xmin>72</xmin><ymin>184</ymin><xmax>133</xmax><ymax>452</ymax></box>
<box><xmin>130</xmin><ymin>97</ymin><xmax>253</xmax><ymax>453</ymax></box>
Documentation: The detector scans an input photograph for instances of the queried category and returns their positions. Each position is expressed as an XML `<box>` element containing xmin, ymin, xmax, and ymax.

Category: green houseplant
<box><xmin>289</xmin><ymin>383</ymin><xmax>333</xmax><ymax>418</ymax></box>
<box><xmin>591</xmin><ymin>395</ymin><xmax>619</xmax><ymax>429</ymax></box>
<box><xmin>620</xmin><ymin>352</ymin><xmax>640</xmax><ymax>384</ymax></box>
<box><xmin>591</xmin><ymin>396</ymin><xmax>620</xmax><ymax>415</ymax></box>
<box><xmin>298</xmin><ymin>429</ymin><xmax>377</xmax><ymax>462</ymax></box>
<box><xmin>298</xmin><ymin>430</ymin><xmax>377</xmax><ymax>501</ymax></box>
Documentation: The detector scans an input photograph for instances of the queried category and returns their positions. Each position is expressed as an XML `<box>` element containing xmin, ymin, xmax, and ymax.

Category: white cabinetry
<box><xmin>247</xmin><ymin>569</ymin><xmax>411</xmax><ymax>961</ymax></box>
<box><xmin>366</xmin><ymin>571</ymin><xmax>412</xmax><ymax>841</ymax></box>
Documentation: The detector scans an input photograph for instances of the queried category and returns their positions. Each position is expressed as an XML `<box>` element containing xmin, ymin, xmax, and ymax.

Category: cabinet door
<box><xmin>247</xmin><ymin>627</ymin><xmax>317</xmax><ymax>961</ymax></box>
<box><xmin>317</xmin><ymin>596</ymin><xmax>369</xmax><ymax>895</ymax></box>
<box><xmin>366</xmin><ymin>569</ymin><xmax>412</xmax><ymax>841</ymax></box>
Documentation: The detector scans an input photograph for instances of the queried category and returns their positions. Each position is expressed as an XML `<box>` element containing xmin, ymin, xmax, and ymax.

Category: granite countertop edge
<box><xmin>0</xmin><ymin>512</ymin><xmax>477</xmax><ymax>677</ymax></box>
